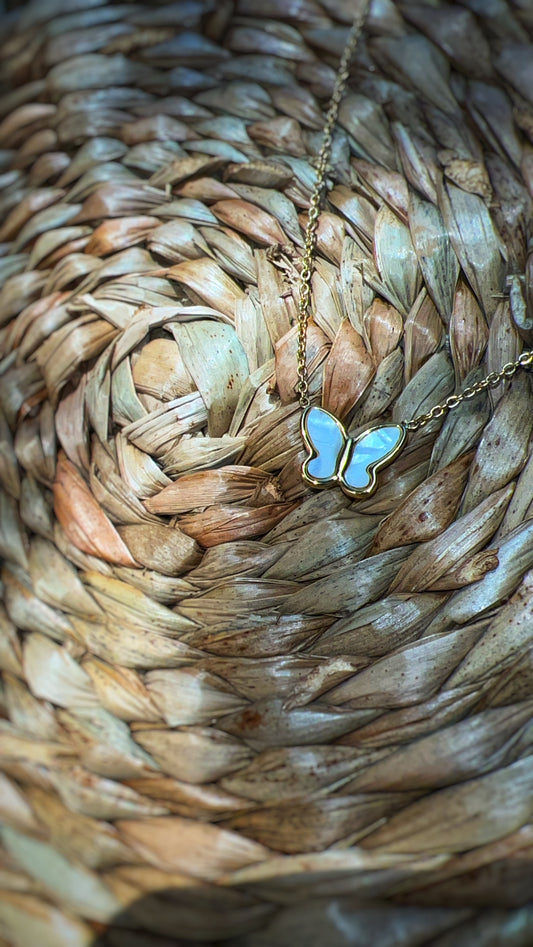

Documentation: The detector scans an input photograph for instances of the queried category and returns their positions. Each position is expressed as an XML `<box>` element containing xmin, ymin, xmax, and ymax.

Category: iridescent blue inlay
<box><xmin>304</xmin><ymin>406</ymin><xmax>345</xmax><ymax>480</ymax></box>
<box><xmin>302</xmin><ymin>406</ymin><xmax>406</xmax><ymax>497</ymax></box>
<box><xmin>343</xmin><ymin>426</ymin><xmax>405</xmax><ymax>490</ymax></box>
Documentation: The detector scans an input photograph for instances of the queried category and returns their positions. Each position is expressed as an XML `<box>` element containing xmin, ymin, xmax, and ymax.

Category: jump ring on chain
<box><xmin>486</xmin><ymin>372</ymin><xmax>501</xmax><ymax>387</ymax></box>
<box><xmin>501</xmin><ymin>362</ymin><xmax>517</xmax><ymax>378</ymax></box>
<box><xmin>445</xmin><ymin>394</ymin><xmax>461</xmax><ymax>409</ymax></box>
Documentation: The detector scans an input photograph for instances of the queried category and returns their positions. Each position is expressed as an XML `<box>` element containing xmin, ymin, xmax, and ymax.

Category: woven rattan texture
<box><xmin>1</xmin><ymin>1</ymin><xmax>533</xmax><ymax>945</ymax></box>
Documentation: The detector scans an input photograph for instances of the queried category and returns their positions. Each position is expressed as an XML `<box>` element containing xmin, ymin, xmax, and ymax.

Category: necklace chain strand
<box><xmin>296</xmin><ymin>5</ymin><xmax>533</xmax><ymax>433</ymax></box>
<box><xmin>406</xmin><ymin>350</ymin><xmax>533</xmax><ymax>430</ymax></box>
<box><xmin>296</xmin><ymin>1</ymin><xmax>370</xmax><ymax>409</ymax></box>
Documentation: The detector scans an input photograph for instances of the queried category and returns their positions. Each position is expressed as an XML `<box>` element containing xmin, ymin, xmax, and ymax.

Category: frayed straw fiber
<box><xmin>1</xmin><ymin>1</ymin><xmax>533</xmax><ymax>945</ymax></box>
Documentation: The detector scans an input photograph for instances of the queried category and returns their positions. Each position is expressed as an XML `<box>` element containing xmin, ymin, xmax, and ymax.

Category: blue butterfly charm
<box><xmin>301</xmin><ymin>406</ymin><xmax>406</xmax><ymax>498</ymax></box>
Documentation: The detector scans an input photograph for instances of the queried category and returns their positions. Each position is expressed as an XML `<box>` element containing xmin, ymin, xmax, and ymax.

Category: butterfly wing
<box><xmin>301</xmin><ymin>406</ymin><xmax>348</xmax><ymax>487</ymax></box>
<box><xmin>340</xmin><ymin>423</ymin><xmax>406</xmax><ymax>496</ymax></box>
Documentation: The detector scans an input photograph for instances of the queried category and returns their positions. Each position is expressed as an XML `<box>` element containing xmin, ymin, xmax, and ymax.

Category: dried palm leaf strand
<box><xmin>1</xmin><ymin>1</ymin><xmax>533</xmax><ymax>944</ymax></box>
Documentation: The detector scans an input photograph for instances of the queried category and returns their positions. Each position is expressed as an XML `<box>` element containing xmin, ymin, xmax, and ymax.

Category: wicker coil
<box><xmin>1</xmin><ymin>0</ymin><xmax>533</xmax><ymax>944</ymax></box>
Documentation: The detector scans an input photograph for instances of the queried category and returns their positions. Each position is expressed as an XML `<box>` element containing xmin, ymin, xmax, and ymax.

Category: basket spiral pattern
<box><xmin>1</xmin><ymin>1</ymin><xmax>533</xmax><ymax>945</ymax></box>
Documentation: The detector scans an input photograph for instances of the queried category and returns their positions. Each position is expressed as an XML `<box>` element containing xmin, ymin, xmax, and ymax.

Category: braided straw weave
<box><xmin>1</xmin><ymin>0</ymin><xmax>533</xmax><ymax>944</ymax></box>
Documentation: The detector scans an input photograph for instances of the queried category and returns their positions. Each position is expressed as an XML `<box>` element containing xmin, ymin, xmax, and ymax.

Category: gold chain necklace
<box><xmin>297</xmin><ymin>3</ymin><xmax>533</xmax><ymax>499</ymax></box>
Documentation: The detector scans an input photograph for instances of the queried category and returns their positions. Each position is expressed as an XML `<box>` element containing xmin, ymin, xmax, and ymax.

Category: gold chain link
<box><xmin>296</xmin><ymin>3</ymin><xmax>533</xmax><ymax>423</ymax></box>
<box><xmin>404</xmin><ymin>350</ymin><xmax>533</xmax><ymax>431</ymax></box>
<box><xmin>296</xmin><ymin>2</ymin><xmax>370</xmax><ymax>408</ymax></box>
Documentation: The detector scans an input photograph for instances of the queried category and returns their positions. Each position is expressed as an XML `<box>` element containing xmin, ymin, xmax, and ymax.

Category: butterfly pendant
<box><xmin>301</xmin><ymin>406</ymin><xmax>407</xmax><ymax>498</ymax></box>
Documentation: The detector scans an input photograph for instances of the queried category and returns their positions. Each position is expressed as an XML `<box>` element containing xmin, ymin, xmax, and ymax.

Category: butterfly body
<box><xmin>301</xmin><ymin>406</ymin><xmax>406</xmax><ymax>497</ymax></box>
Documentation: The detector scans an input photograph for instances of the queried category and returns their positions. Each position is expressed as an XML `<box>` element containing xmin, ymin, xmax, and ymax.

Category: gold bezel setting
<box><xmin>301</xmin><ymin>406</ymin><xmax>406</xmax><ymax>498</ymax></box>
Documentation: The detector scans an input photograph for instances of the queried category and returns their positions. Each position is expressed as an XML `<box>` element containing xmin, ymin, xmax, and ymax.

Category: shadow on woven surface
<box><xmin>89</xmin><ymin>890</ymin><xmax>533</xmax><ymax>947</ymax></box>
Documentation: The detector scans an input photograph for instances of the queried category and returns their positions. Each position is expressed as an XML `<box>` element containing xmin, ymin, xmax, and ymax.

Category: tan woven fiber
<box><xmin>2</xmin><ymin>0</ymin><xmax>533</xmax><ymax>944</ymax></box>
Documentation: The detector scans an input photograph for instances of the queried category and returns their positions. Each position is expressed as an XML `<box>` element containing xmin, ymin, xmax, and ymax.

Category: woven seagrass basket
<box><xmin>2</xmin><ymin>0</ymin><xmax>533</xmax><ymax>944</ymax></box>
